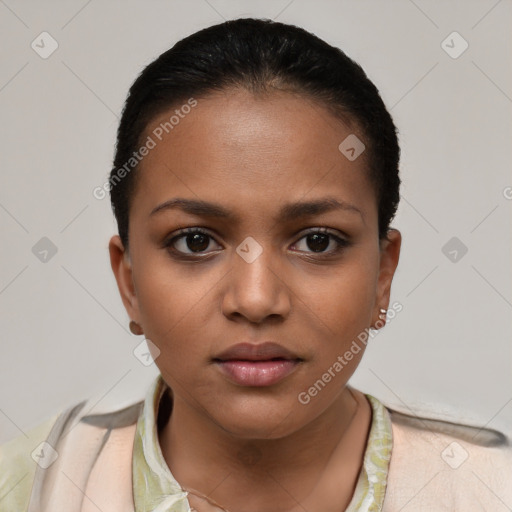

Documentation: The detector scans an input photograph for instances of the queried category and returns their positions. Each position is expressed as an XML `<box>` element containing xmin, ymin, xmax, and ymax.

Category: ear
<box><xmin>373</xmin><ymin>228</ymin><xmax>401</xmax><ymax>325</ymax></box>
<box><xmin>108</xmin><ymin>235</ymin><xmax>140</xmax><ymax>324</ymax></box>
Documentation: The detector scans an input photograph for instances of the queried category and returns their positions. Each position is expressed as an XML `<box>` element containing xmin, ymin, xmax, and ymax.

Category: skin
<box><xmin>109</xmin><ymin>86</ymin><xmax>401</xmax><ymax>512</ymax></box>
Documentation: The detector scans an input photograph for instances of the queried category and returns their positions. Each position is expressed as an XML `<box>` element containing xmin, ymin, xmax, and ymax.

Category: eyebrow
<box><xmin>149</xmin><ymin>196</ymin><xmax>364</xmax><ymax>223</ymax></box>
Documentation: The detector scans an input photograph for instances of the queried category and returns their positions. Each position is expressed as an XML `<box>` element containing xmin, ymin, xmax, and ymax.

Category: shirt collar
<box><xmin>132</xmin><ymin>373</ymin><xmax>393</xmax><ymax>512</ymax></box>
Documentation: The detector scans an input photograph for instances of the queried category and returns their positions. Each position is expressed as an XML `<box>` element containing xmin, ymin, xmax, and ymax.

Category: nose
<box><xmin>221</xmin><ymin>241</ymin><xmax>292</xmax><ymax>324</ymax></box>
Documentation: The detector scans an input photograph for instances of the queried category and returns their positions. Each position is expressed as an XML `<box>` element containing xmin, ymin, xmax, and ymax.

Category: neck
<box><xmin>158</xmin><ymin>386</ymin><xmax>372</xmax><ymax>512</ymax></box>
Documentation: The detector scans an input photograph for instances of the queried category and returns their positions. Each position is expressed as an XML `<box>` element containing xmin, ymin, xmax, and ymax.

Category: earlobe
<box><xmin>108</xmin><ymin>235</ymin><xmax>140</xmax><ymax>321</ymax></box>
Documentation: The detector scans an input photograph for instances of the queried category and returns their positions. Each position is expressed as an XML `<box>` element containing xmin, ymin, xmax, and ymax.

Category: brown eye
<box><xmin>291</xmin><ymin>228</ymin><xmax>349</xmax><ymax>255</ymax></box>
<box><xmin>164</xmin><ymin>228</ymin><xmax>221</xmax><ymax>256</ymax></box>
<box><xmin>304</xmin><ymin>233</ymin><xmax>330</xmax><ymax>252</ymax></box>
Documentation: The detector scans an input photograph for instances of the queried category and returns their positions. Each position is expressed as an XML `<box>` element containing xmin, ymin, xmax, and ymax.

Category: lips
<box><xmin>213</xmin><ymin>342</ymin><xmax>302</xmax><ymax>387</ymax></box>
<box><xmin>214</xmin><ymin>342</ymin><xmax>300</xmax><ymax>362</ymax></box>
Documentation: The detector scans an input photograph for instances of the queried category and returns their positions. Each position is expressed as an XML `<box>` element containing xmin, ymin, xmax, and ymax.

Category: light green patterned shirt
<box><xmin>3</xmin><ymin>374</ymin><xmax>511</xmax><ymax>511</ymax></box>
<box><xmin>132</xmin><ymin>374</ymin><xmax>393</xmax><ymax>512</ymax></box>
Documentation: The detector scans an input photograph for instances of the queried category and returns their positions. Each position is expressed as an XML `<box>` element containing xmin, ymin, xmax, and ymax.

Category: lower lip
<box><xmin>215</xmin><ymin>359</ymin><xmax>300</xmax><ymax>387</ymax></box>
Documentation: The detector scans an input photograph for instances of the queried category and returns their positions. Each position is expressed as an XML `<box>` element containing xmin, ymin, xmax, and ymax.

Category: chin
<box><xmin>212</xmin><ymin>397</ymin><xmax>306</xmax><ymax>440</ymax></box>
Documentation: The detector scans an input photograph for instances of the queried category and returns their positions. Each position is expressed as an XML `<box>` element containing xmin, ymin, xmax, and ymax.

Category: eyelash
<box><xmin>162</xmin><ymin>227</ymin><xmax>350</xmax><ymax>260</ymax></box>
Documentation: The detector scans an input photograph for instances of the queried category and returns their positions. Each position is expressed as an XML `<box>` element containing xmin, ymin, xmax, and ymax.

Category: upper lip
<box><xmin>213</xmin><ymin>342</ymin><xmax>301</xmax><ymax>362</ymax></box>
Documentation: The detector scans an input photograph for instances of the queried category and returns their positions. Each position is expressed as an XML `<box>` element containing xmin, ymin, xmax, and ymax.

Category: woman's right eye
<box><xmin>163</xmin><ymin>228</ymin><xmax>222</xmax><ymax>257</ymax></box>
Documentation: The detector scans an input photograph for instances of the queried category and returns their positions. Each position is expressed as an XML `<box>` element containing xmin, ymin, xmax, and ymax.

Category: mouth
<box><xmin>212</xmin><ymin>342</ymin><xmax>303</xmax><ymax>387</ymax></box>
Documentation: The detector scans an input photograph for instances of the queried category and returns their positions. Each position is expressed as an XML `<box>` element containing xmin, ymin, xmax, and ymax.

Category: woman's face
<box><xmin>110</xmin><ymin>87</ymin><xmax>401</xmax><ymax>439</ymax></box>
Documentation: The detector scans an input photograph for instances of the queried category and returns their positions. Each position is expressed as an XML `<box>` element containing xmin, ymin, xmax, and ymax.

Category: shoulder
<box><xmin>383</xmin><ymin>406</ymin><xmax>512</xmax><ymax>510</ymax></box>
<box><xmin>0</xmin><ymin>412</ymin><xmax>61</xmax><ymax>512</ymax></box>
<box><xmin>388</xmin><ymin>406</ymin><xmax>509</xmax><ymax>443</ymax></box>
<box><xmin>0</xmin><ymin>397</ymin><xmax>143</xmax><ymax>512</ymax></box>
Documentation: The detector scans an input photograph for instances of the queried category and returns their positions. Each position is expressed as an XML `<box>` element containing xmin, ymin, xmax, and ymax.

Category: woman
<box><xmin>1</xmin><ymin>17</ymin><xmax>510</xmax><ymax>512</ymax></box>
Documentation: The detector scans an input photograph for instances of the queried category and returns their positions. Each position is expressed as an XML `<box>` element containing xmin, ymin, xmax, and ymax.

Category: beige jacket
<box><xmin>1</xmin><ymin>395</ymin><xmax>511</xmax><ymax>511</ymax></box>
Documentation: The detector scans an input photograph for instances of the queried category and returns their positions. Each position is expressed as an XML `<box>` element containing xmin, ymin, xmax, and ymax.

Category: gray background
<box><xmin>1</xmin><ymin>0</ymin><xmax>511</xmax><ymax>444</ymax></box>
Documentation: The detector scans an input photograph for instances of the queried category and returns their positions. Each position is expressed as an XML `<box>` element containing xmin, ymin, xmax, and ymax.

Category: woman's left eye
<box><xmin>291</xmin><ymin>229</ymin><xmax>350</xmax><ymax>255</ymax></box>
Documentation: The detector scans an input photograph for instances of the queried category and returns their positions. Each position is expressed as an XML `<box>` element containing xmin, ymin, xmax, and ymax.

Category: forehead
<box><xmin>131</xmin><ymin>87</ymin><xmax>376</xmax><ymax>225</ymax></box>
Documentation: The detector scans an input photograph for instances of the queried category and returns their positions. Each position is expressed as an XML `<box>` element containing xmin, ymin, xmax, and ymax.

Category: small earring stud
<box><xmin>378</xmin><ymin>308</ymin><xmax>387</xmax><ymax>321</ymax></box>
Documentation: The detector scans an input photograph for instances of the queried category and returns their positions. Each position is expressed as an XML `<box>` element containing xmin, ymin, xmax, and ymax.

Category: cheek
<box><xmin>132</xmin><ymin>258</ymin><xmax>215</xmax><ymax>357</ymax></box>
<box><xmin>305</xmin><ymin>256</ymin><xmax>379</xmax><ymax>337</ymax></box>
